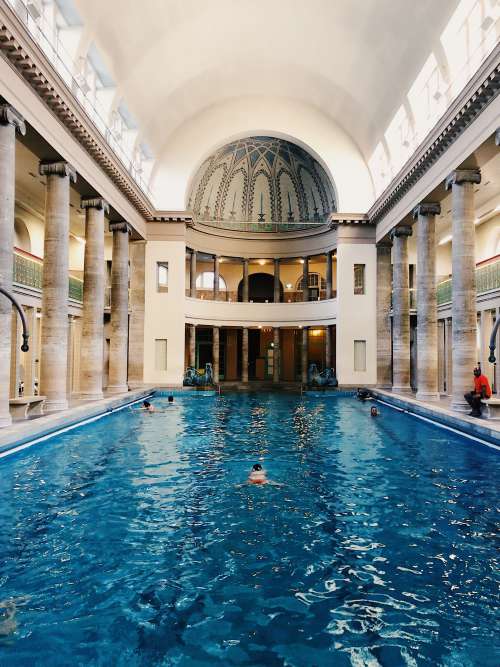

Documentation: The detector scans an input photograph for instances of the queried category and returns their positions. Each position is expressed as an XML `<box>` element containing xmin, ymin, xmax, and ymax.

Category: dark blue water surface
<box><xmin>0</xmin><ymin>394</ymin><xmax>498</xmax><ymax>666</ymax></box>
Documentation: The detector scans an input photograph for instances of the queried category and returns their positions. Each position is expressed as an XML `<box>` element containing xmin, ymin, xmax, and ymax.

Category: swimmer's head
<box><xmin>143</xmin><ymin>401</ymin><xmax>151</xmax><ymax>408</ymax></box>
<box><xmin>252</xmin><ymin>463</ymin><xmax>263</xmax><ymax>471</ymax></box>
<box><xmin>168</xmin><ymin>395</ymin><xmax>174</xmax><ymax>403</ymax></box>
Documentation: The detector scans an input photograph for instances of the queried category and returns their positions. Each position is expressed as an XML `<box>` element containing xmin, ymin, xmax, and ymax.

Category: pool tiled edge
<box><xmin>0</xmin><ymin>387</ymin><xmax>156</xmax><ymax>457</ymax></box>
<box><xmin>372</xmin><ymin>388</ymin><xmax>500</xmax><ymax>448</ymax></box>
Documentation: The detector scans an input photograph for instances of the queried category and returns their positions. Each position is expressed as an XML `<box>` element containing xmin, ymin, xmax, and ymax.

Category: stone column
<box><xmin>413</xmin><ymin>203</ymin><xmax>441</xmax><ymax>401</ymax></box>
<box><xmin>108</xmin><ymin>221</ymin><xmax>130</xmax><ymax>394</ymax></box>
<box><xmin>445</xmin><ymin>169</ymin><xmax>481</xmax><ymax>411</ymax></box>
<box><xmin>188</xmin><ymin>323</ymin><xmax>196</xmax><ymax>368</ymax></box>
<box><xmin>0</xmin><ymin>105</ymin><xmax>25</xmax><ymax>426</ymax></box>
<box><xmin>213</xmin><ymin>326</ymin><xmax>220</xmax><ymax>383</ymax></box>
<box><xmin>445</xmin><ymin>317</ymin><xmax>453</xmax><ymax>395</ymax></box>
<box><xmin>325</xmin><ymin>325</ymin><xmax>332</xmax><ymax>369</ymax></box>
<box><xmin>242</xmin><ymin>327</ymin><xmax>249</xmax><ymax>382</ymax></box>
<box><xmin>242</xmin><ymin>258</ymin><xmax>249</xmax><ymax>302</ymax></box>
<box><xmin>273</xmin><ymin>327</ymin><xmax>280</xmax><ymax>382</ymax></box>
<box><xmin>326</xmin><ymin>251</ymin><xmax>333</xmax><ymax>299</ymax></box>
<box><xmin>79</xmin><ymin>197</ymin><xmax>108</xmax><ymax>399</ymax></box>
<box><xmin>129</xmin><ymin>239</ymin><xmax>146</xmax><ymax>384</ymax></box>
<box><xmin>274</xmin><ymin>258</ymin><xmax>281</xmax><ymax>303</ymax></box>
<box><xmin>190</xmin><ymin>250</ymin><xmax>197</xmax><ymax>298</ymax></box>
<box><xmin>495</xmin><ymin>308</ymin><xmax>500</xmax><ymax>395</ymax></box>
<box><xmin>39</xmin><ymin>160</ymin><xmax>77</xmax><ymax>412</ymax></box>
<box><xmin>390</xmin><ymin>226</ymin><xmax>412</xmax><ymax>393</ymax></box>
<box><xmin>213</xmin><ymin>255</ymin><xmax>220</xmax><ymax>301</ymax></box>
<box><xmin>302</xmin><ymin>257</ymin><xmax>309</xmax><ymax>302</ymax></box>
<box><xmin>301</xmin><ymin>327</ymin><xmax>309</xmax><ymax>384</ymax></box>
<box><xmin>377</xmin><ymin>242</ymin><xmax>392</xmax><ymax>388</ymax></box>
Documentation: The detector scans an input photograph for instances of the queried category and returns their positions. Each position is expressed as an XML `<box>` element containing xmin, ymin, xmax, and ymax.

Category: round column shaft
<box><xmin>242</xmin><ymin>259</ymin><xmax>249</xmax><ymax>302</ymax></box>
<box><xmin>80</xmin><ymin>198</ymin><xmax>108</xmax><ymax>400</ymax></box>
<box><xmin>242</xmin><ymin>327</ymin><xmax>249</xmax><ymax>381</ymax></box>
<box><xmin>0</xmin><ymin>106</ymin><xmax>25</xmax><ymax>427</ymax></box>
<box><xmin>376</xmin><ymin>243</ymin><xmax>392</xmax><ymax>387</ymax></box>
<box><xmin>190</xmin><ymin>250</ymin><xmax>197</xmax><ymax>298</ymax></box>
<box><xmin>390</xmin><ymin>226</ymin><xmax>412</xmax><ymax>393</ymax></box>
<box><xmin>302</xmin><ymin>257</ymin><xmax>309</xmax><ymax>302</ymax></box>
<box><xmin>274</xmin><ymin>259</ymin><xmax>281</xmax><ymax>303</ymax></box>
<box><xmin>39</xmin><ymin>160</ymin><xmax>77</xmax><ymax>412</ymax></box>
<box><xmin>414</xmin><ymin>203</ymin><xmax>441</xmax><ymax>401</ymax></box>
<box><xmin>301</xmin><ymin>327</ymin><xmax>308</xmax><ymax>384</ymax></box>
<box><xmin>108</xmin><ymin>221</ymin><xmax>130</xmax><ymax>393</ymax></box>
<box><xmin>129</xmin><ymin>240</ymin><xmax>146</xmax><ymax>384</ymax></box>
<box><xmin>326</xmin><ymin>251</ymin><xmax>333</xmax><ymax>299</ymax></box>
<box><xmin>213</xmin><ymin>255</ymin><xmax>220</xmax><ymax>300</ymax></box>
<box><xmin>273</xmin><ymin>327</ymin><xmax>280</xmax><ymax>382</ymax></box>
<box><xmin>325</xmin><ymin>325</ymin><xmax>331</xmax><ymax>369</ymax></box>
<box><xmin>213</xmin><ymin>326</ymin><xmax>220</xmax><ymax>383</ymax></box>
<box><xmin>445</xmin><ymin>169</ymin><xmax>481</xmax><ymax>412</ymax></box>
<box><xmin>189</xmin><ymin>324</ymin><xmax>196</xmax><ymax>367</ymax></box>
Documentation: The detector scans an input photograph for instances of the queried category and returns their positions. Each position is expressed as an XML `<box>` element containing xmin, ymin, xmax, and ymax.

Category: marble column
<box><xmin>445</xmin><ymin>169</ymin><xmax>481</xmax><ymax>411</ymax></box>
<box><xmin>376</xmin><ymin>242</ymin><xmax>392</xmax><ymax>388</ymax></box>
<box><xmin>0</xmin><ymin>105</ymin><xmax>25</xmax><ymax>427</ymax></box>
<box><xmin>390</xmin><ymin>226</ymin><xmax>412</xmax><ymax>393</ymax></box>
<box><xmin>129</xmin><ymin>239</ymin><xmax>146</xmax><ymax>384</ymax></box>
<box><xmin>413</xmin><ymin>203</ymin><xmax>441</xmax><ymax>401</ymax></box>
<box><xmin>273</xmin><ymin>327</ymin><xmax>280</xmax><ymax>383</ymax></box>
<box><xmin>242</xmin><ymin>259</ymin><xmax>249</xmax><ymax>302</ymax></box>
<box><xmin>325</xmin><ymin>325</ymin><xmax>332</xmax><ymax>369</ymax></box>
<box><xmin>39</xmin><ymin>160</ymin><xmax>77</xmax><ymax>412</ymax></box>
<box><xmin>190</xmin><ymin>250</ymin><xmax>197</xmax><ymax>298</ymax></box>
<box><xmin>79</xmin><ymin>197</ymin><xmax>108</xmax><ymax>399</ymax></box>
<box><xmin>108</xmin><ymin>221</ymin><xmax>130</xmax><ymax>394</ymax></box>
<box><xmin>188</xmin><ymin>324</ymin><xmax>196</xmax><ymax>368</ymax></box>
<box><xmin>242</xmin><ymin>327</ymin><xmax>249</xmax><ymax>382</ymax></box>
<box><xmin>213</xmin><ymin>326</ymin><xmax>220</xmax><ymax>383</ymax></box>
<box><xmin>213</xmin><ymin>255</ymin><xmax>220</xmax><ymax>301</ymax></box>
<box><xmin>445</xmin><ymin>317</ymin><xmax>453</xmax><ymax>395</ymax></box>
<box><xmin>301</xmin><ymin>327</ymin><xmax>309</xmax><ymax>384</ymax></box>
<box><xmin>302</xmin><ymin>257</ymin><xmax>309</xmax><ymax>302</ymax></box>
<box><xmin>326</xmin><ymin>251</ymin><xmax>333</xmax><ymax>299</ymax></box>
<box><xmin>274</xmin><ymin>258</ymin><xmax>281</xmax><ymax>303</ymax></box>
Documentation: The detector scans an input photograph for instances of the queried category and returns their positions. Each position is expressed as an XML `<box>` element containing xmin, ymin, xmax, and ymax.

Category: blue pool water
<box><xmin>0</xmin><ymin>394</ymin><xmax>498</xmax><ymax>666</ymax></box>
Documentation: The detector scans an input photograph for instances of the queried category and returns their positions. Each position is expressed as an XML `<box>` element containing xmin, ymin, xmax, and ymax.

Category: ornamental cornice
<box><xmin>0</xmin><ymin>103</ymin><xmax>25</xmax><ymax>134</ymax></box>
<box><xmin>329</xmin><ymin>213</ymin><xmax>372</xmax><ymax>228</ymax></box>
<box><xmin>368</xmin><ymin>43</ymin><xmax>500</xmax><ymax>226</ymax></box>
<box><xmin>445</xmin><ymin>168</ymin><xmax>481</xmax><ymax>190</ymax></box>
<box><xmin>81</xmin><ymin>197</ymin><xmax>110</xmax><ymax>213</ymax></box>
<box><xmin>39</xmin><ymin>160</ymin><xmax>77</xmax><ymax>182</ymax></box>
<box><xmin>412</xmin><ymin>202</ymin><xmax>441</xmax><ymax>219</ymax></box>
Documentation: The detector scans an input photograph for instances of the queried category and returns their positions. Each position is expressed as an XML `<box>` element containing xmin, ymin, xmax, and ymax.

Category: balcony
<box><xmin>437</xmin><ymin>258</ymin><xmax>500</xmax><ymax>306</ymax></box>
<box><xmin>13</xmin><ymin>250</ymin><xmax>83</xmax><ymax>303</ymax></box>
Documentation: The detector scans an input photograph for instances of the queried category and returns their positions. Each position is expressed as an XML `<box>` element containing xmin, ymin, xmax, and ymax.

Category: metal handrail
<box><xmin>0</xmin><ymin>285</ymin><xmax>29</xmax><ymax>351</ymax></box>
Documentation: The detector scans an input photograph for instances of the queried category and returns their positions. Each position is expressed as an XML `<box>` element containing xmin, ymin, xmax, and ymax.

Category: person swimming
<box><xmin>167</xmin><ymin>395</ymin><xmax>174</xmax><ymax>403</ymax></box>
<box><xmin>141</xmin><ymin>400</ymin><xmax>155</xmax><ymax>412</ymax></box>
<box><xmin>371</xmin><ymin>406</ymin><xmax>379</xmax><ymax>417</ymax></box>
<box><xmin>248</xmin><ymin>463</ymin><xmax>267</xmax><ymax>485</ymax></box>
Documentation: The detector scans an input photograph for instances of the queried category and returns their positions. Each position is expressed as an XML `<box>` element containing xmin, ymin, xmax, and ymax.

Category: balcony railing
<box><xmin>184</xmin><ymin>289</ymin><xmax>335</xmax><ymax>302</ymax></box>
<box><xmin>13</xmin><ymin>250</ymin><xmax>83</xmax><ymax>303</ymax></box>
<box><xmin>437</xmin><ymin>259</ymin><xmax>500</xmax><ymax>306</ymax></box>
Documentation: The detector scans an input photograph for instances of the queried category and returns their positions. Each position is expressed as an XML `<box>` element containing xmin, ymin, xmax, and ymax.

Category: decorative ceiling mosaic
<box><xmin>187</xmin><ymin>136</ymin><xmax>337</xmax><ymax>232</ymax></box>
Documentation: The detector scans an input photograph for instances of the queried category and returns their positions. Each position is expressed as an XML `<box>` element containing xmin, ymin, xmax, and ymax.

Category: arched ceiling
<box><xmin>74</xmin><ymin>0</ymin><xmax>460</xmax><ymax>210</ymax></box>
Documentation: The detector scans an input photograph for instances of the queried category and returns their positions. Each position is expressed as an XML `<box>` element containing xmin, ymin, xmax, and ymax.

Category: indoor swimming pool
<box><xmin>0</xmin><ymin>393</ymin><xmax>498</xmax><ymax>666</ymax></box>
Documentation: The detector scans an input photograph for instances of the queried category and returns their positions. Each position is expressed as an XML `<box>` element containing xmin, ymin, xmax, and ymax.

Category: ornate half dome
<box><xmin>187</xmin><ymin>136</ymin><xmax>336</xmax><ymax>232</ymax></box>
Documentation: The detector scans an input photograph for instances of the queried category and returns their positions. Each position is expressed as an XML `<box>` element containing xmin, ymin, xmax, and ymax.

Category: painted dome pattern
<box><xmin>187</xmin><ymin>136</ymin><xmax>336</xmax><ymax>232</ymax></box>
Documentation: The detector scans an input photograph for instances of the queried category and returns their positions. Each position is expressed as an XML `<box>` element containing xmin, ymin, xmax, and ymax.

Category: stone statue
<box><xmin>183</xmin><ymin>363</ymin><xmax>214</xmax><ymax>387</ymax></box>
<box><xmin>307</xmin><ymin>363</ymin><xmax>338</xmax><ymax>387</ymax></box>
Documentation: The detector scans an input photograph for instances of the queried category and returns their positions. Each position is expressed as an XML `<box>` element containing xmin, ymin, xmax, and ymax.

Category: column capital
<box><xmin>39</xmin><ymin>160</ymin><xmax>77</xmax><ymax>182</ymax></box>
<box><xmin>495</xmin><ymin>127</ymin><xmax>500</xmax><ymax>147</ymax></box>
<box><xmin>412</xmin><ymin>202</ymin><xmax>441</xmax><ymax>219</ymax></box>
<box><xmin>445</xmin><ymin>168</ymin><xmax>481</xmax><ymax>190</ymax></box>
<box><xmin>0</xmin><ymin>104</ymin><xmax>26</xmax><ymax>135</ymax></box>
<box><xmin>377</xmin><ymin>240</ymin><xmax>392</xmax><ymax>249</ymax></box>
<box><xmin>390</xmin><ymin>225</ymin><xmax>412</xmax><ymax>240</ymax></box>
<box><xmin>109</xmin><ymin>221</ymin><xmax>131</xmax><ymax>234</ymax></box>
<box><xmin>81</xmin><ymin>197</ymin><xmax>109</xmax><ymax>213</ymax></box>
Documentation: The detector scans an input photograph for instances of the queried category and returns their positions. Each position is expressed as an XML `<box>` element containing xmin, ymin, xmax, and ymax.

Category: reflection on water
<box><xmin>0</xmin><ymin>393</ymin><xmax>498</xmax><ymax>666</ymax></box>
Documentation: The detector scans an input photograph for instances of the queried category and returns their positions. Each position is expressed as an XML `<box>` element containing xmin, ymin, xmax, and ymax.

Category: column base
<box><xmin>415</xmin><ymin>391</ymin><xmax>440</xmax><ymax>402</ymax></box>
<box><xmin>107</xmin><ymin>384</ymin><xmax>129</xmax><ymax>395</ymax></box>
<box><xmin>79</xmin><ymin>392</ymin><xmax>104</xmax><ymax>402</ymax></box>
<box><xmin>376</xmin><ymin>383</ymin><xmax>393</xmax><ymax>389</ymax></box>
<box><xmin>392</xmin><ymin>385</ymin><xmax>412</xmax><ymax>394</ymax></box>
<box><xmin>0</xmin><ymin>414</ymin><xmax>12</xmax><ymax>428</ymax></box>
<box><xmin>44</xmin><ymin>398</ymin><xmax>69</xmax><ymax>413</ymax></box>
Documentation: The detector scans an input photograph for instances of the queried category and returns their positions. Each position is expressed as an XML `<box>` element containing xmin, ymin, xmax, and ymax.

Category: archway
<box><xmin>14</xmin><ymin>217</ymin><xmax>31</xmax><ymax>253</ymax></box>
<box><xmin>238</xmin><ymin>273</ymin><xmax>284</xmax><ymax>302</ymax></box>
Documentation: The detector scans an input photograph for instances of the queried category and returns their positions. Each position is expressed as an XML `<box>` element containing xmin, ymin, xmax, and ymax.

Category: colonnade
<box><xmin>378</xmin><ymin>168</ymin><xmax>487</xmax><ymax>412</ymax></box>
<box><xmin>0</xmin><ymin>103</ymin><xmax>144</xmax><ymax>426</ymax></box>
<box><xmin>186</xmin><ymin>249</ymin><xmax>335</xmax><ymax>302</ymax></box>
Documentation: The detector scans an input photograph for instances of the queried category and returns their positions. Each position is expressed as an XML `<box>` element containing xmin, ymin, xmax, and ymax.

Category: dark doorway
<box><xmin>238</xmin><ymin>273</ymin><xmax>283</xmax><ymax>302</ymax></box>
<box><xmin>248</xmin><ymin>329</ymin><xmax>261</xmax><ymax>379</ymax></box>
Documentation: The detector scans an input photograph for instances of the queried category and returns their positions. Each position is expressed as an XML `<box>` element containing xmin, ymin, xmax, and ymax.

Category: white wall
<box><xmin>336</xmin><ymin>242</ymin><xmax>377</xmax><ymax>386</ymax></box>
<box><xmin>144</xmin><ymin>234</ymin><xmax>186</xmax><ymax>385</ymax></box>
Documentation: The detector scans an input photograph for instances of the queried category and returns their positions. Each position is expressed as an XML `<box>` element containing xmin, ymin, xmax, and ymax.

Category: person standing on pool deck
<box><xmin>464</xmin><ymin>367</ymin><xmax>491</xmax><ymax>417</ymax></box>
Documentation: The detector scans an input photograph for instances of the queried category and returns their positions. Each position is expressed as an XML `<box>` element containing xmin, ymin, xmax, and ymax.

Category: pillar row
<box><xmin>390</xmin><ymin>226</ymin><xmax>412</xmax><ymax>393</ymax></box>
<box><xmin>39</xmin><ymin>160</ymin><xmax>77</xmax><ymax>412</ymax></box>
<box><xmin>414</xmin><ymin>202</ymin><xmax>441</xmax><ymax>402</ymax></box>
<box><xmin>80</xmin><ymin>197</ymin><xmax>108</xmax><ymax>400</ymax></box>
<box><xmin>0</xmin><ymin>105</ymin><xmax>25</xmax><ymax>427</ymax></box>
<box><xmin>108</xmin><ymin>221</ymin><xmax>130</xmax><ymax>394</ymax></box>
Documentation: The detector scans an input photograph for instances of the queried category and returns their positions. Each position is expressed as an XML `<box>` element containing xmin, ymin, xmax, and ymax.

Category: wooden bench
<box><xmin>9</xmin><ymin>396</ymin><xmax>46</xmax><ymax>420</ymax></box>
<box><xmin>483</xmin><ymin>398</ymin><xmax>500</xmax><ymax>420</ymax></box>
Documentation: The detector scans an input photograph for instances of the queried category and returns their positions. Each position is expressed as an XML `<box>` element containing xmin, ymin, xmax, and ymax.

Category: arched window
<box><xmin>295</xmin><ymin>272</ymin><xmax>326</xmax><ymax>291</ymax></box>
<box><xmin>196</xmin><ymin>271</ymin><xmax>227</xmax><ymax>290</ymax></box>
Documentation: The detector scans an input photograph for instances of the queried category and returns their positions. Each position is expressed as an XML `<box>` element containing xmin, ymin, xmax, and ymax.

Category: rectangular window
<box><xmin>157</xmin><ymin>262</ymin><xmax>168</xmax><ymax>292</ymax></box>
<box><xmin>155</xmin><ymin>339</ymin><xmax>167</xmax><ymax>370</ymax></box>
<box><xmin>354</xmin><ymin>340</ymin><xmax>366</xmax><ymax>372</ymax></box>
<box><xmin>354</xmin><ymin>264</ymin><xmax>365</xmax><ymax>295</ymax></box>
